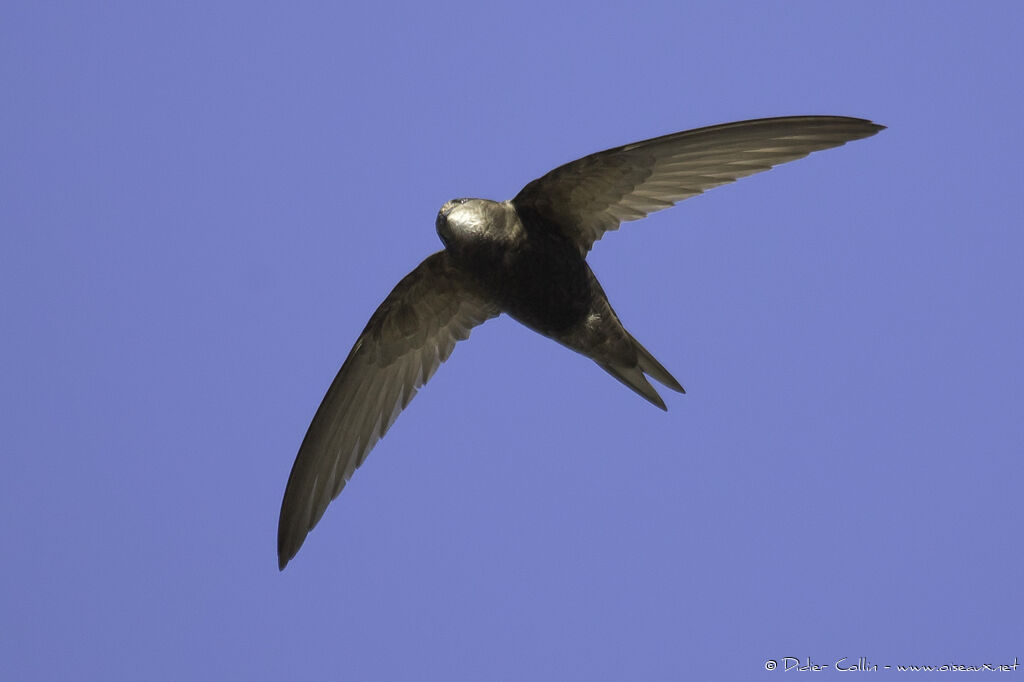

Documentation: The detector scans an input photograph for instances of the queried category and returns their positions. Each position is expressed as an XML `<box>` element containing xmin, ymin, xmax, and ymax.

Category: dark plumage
<box><xmin>278</xmin><ymin>115</ymin><xmax>884</xmax><ymax>569</ymax></box>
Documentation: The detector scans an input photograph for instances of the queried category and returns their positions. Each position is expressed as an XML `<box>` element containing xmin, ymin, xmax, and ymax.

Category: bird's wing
<box><xmin>512</xmin><ymin>116</ymin><xmax>884</xmax><ymax>253</ymax></box>
<box><xmin>278</xmin><ymin>250</ymin><xmax>499</xmax><ymax>569</ymax></box>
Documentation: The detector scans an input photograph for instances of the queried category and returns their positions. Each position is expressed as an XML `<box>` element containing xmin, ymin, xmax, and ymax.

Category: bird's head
<box><xmin>436</xmin><ymin>198</ymin><xmax>522</xmax><ymax>258</ymax></box>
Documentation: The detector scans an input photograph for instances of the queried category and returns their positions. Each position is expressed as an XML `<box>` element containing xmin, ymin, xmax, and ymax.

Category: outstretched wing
<box><xmin>278</xmin><ymin>251</ymin><xmax>499</xmax><ymax>569</ymax></box>
<box><xmin>513</xmin><ymin>116</ymin><xmax>884</xmax><ymax>253</ymax></box>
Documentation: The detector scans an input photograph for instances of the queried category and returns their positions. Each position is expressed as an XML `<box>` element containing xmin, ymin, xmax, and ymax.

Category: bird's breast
<box><xmin>486</xmin><ymin>236</ymin><xmax>593</xmax><ymax>336</ymax></box>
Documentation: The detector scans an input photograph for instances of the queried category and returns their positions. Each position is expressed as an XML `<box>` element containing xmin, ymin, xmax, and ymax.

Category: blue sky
<box><xmin>3</xmin><ymin>2</ymin><xmax>1022</xmax><ymax>679</ymax></box>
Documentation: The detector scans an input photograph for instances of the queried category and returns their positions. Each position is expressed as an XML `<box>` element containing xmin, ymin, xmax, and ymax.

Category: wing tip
<box><xmin>277</xmin><ymin>528</ymin><xmax>302</xmax><ymax>571</ymax></box>
<box><xmin>847</xmin><ymin>117</ymin><xmax>886</xmax><ymax>138</ymax></box>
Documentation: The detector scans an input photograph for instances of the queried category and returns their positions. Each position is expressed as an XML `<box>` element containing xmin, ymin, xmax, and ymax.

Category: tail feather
<box><xmin>633</xmin><ymin>337</ymin><xmax>685</xmax><ymax>394</ymax></box>
<box><xmin>599</xmin><ymin>361</ymin><xmax>668</xmax><ymax>410</ymax></box>
<box><xmin>597</xmin><ymin>334</ymin><xmax>684</xmax><ymax>410</ymax></box>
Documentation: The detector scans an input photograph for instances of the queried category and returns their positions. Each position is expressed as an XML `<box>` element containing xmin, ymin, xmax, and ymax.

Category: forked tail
<box><xmin>598</xmin><ymin>335</ymin><xmax>684</xmax><ymax>410</ymax></box>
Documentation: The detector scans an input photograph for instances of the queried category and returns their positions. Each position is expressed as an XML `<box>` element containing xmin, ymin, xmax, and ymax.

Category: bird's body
<box><xmin>437</xmin><ymin>198</ymin><xmax>660</xmax><ymax>398</ymax></box>
<box><xmin>440</xmin><ymin>199</ymin><xmax>593</xmax><ymax>337</ymax></box>
<box><xmin>278</xmin><ymin>116</ymin><xmax>884</xmax><ymax>569</ymax></box>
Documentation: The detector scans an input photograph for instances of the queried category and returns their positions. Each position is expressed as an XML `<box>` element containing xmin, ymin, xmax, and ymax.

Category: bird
<box><xmin>277</xmin><ymin>115</ymin><xmax>884</xmax><ymax>569</ymax></box>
